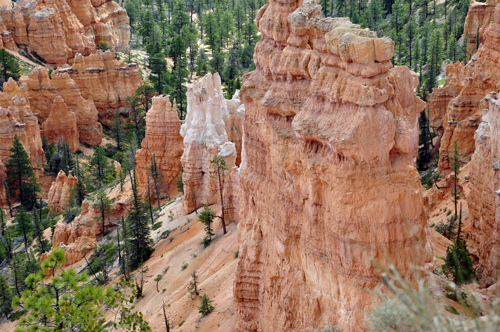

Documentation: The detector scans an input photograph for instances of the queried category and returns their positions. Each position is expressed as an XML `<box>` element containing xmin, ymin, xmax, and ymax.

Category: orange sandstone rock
<box><xmin>467</xmin><ymin>92</ymin><xmax>500</xmax><ymax>283</ymax></box>
<box><xmin>136</xmin><ymin>95</ymin><xmax>183</xmax><ymax>198</ymax></box>
<box><xmin>180</xmin><ymin>73</ymin><xmax>241</xmax><ymax>214</ymax></box>
<box><xmin>42</xmin><ymin>95</ymin><xmax>79</xmax><ymax>152</ymax></box>
<box><xmin>429</xmin><ymin>7</ymin><xmax>500</xmax><ymax>170</ymax></box>
<box><xmin>463</xmin><ymin>0</ymin><xmax>499</xmax><ymax>55</ymax></box>
<box><xmin>0</xmin><ymin>0</ymin><xmax>130</xmax><ymax>65</ymax></box>
<box><xmin>47</xmin><ymin>170</ymin><xmax>78</xmax><ymax>214</ymax></box>
<box><xmin>25</xmin><ymin>67</ymin><xmax>102</xmax><ymax>146</ymax></box>
<box><xmin>63</xmin><ymin>51</ymin><xmax>143</xmax><ymax>127</ymax></box>
<box><xmin>233</xmin><ymin>1</ymin><xmax>432</xmax><ymax>331</ymax></box>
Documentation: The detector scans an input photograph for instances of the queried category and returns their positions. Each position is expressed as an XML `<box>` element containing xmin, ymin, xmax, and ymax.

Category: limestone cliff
<box><xmin>233</xmin><ymin>1</ymin><xmax>432</xmax><ymax>331</ymax></box>
<box><xmin>42</xmin><ymin>95</ymin><xmax>79</xmax><ymax>152</ymax></box>
<box><xmin>47</xmin><ymin>169</ymin><xmax>77</xmax><ymax>214</ymax></box>
<box><xmin>428</xmin><ymin>7</ymin><xmax>500</xmax><ymax>169</ymax></box>
<box><xmin>62</xmin><ymin>51</ymin><xmax>143</xmax><ymax>127</ymax></box>
<box><xmin>467</xmin><ymin>92</ymin><xmax>500</xmax><ymax>283</ymax></box>
<box><xmin>136</xmin><ymin>95</ymin><xmax>183</xmax><ymax>199</ymax></box>
<box><xmin>0</xmin><ymin>0</ymin><xmax>130</xmax><ymax>66</ymax></box>
<box><xmin>180</xmin><ymin>73</ymin><xmax>242</xmax><ymax>215</ymax></box>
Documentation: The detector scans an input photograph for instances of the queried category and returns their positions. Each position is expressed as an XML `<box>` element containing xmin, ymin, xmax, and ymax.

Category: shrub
<box><xmin>198</xmin><ymin>294</ymin><xmax>214</xmax><ymax>316</ymax></box>
<box><xmin>443</xmin><ymin>239</ymin><xmax>475</xmax><ymax>285</ymax></box>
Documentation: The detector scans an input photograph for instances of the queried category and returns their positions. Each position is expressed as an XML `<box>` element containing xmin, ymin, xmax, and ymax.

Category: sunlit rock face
<box><xmin>233</xmin><ymin>0</ymin><xmax>432</xmax><ymax>331</ymax></box>
<box><xmin>47</xmin><ymin>170</ymin><xmax>78</xmax><ymax>214</ymax></box>
<box><xmin>463</xmin><ymin>0</ymin><xmax>499</xmax><ymax>55</ymax></box>
<box><xmin>0</xmin><ymin>0</ymin><xmax>130</xmax><ymax>65</ymax></box>
<box><xmin>180</xmin><ymin>73</ymin><xmax>242</xmax><ymax>217</ymax></box>
<box><xmin>428</xmin><ymin>8</ymin><xmax>500</xmax><ymax>170</ymax></box>
<box><xmin>42</xmin><ymin>95</ymin><xmax>79</xmax><ymax>152</ymax></box>
<box><xmin>467</xmin><ymin>92</ymin><xmax>500</xmax><ymax>284</ymax></box>
<box><xmin>135</xmin><ymin>95</ymin><xmax>183</xmax><ymax>198</ymax></box>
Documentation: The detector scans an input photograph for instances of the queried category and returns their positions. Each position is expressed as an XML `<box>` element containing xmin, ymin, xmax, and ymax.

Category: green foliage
<box><xmin>187</xmin><ymin>271</ymin><xmax>199</xmax><ymax>297</ymax></box>
<box><xmin>198</xmin><ymin>294</ymin><xmax>214</xmax><ymax>316</ymax></box>
<box><xmin>97</xmin><ymin>42</ymin><xmax>111</xmax><ymax>51</ymax></box>
<box><xmin>198</xmin><ymin>205</ymin><xmax>216</xmax><ymax>246</ymax></box>
<box><xmin>14</xmin><ymin>248</ymin><xmax>151</xmax><ymax>331</ymax></box>
<box><xmin>92</xmin><ymin>189</ymin><xmax>113</xmax><ymax>236</ymax></box>
<box><xmin>15</xmin><ymin>207</ymin><xmax>33</xmax><ymax>253</ymax></box>
<box><xmin>90</xmin><ymin>146</ymin><xmax>113</xmax><ymax>188</ymax></box>
<box><xmin>0</xmin><ymin>49</ymin><xmax>20</xmax><ymax>82</ymax></box>
<box><xmin>127</xmin><ymin>170</ymin><xmax>154</xmax><ymax>271</ymax></box>
<box><xmin>6</xmin><ymin>135</ymin><xmax>40</xmax><ymax>209</ymax></box>
<box><xmin>181</xmin><ymin>262</ymin><xmax>188</xmax><ymax>270</ymax></box>
<box><xmin>0</xmin><ymin>275</ymin><xmax>13</xmax><ymax>318</ymax></box>
<box><xmin>443</xmin><ymin>239</ymin><xmax>475</xmax><ymax>285</ymax></box>
<box><xmin>234</xmin><ymin>250</ymin><xmax>239</xmax><ymax>259</ymax></box>
<box><xmin>87</xmin><ymin>242</ymin><xmax>118</xmax><ymax>284</ymax></box>
<box><xmin>176</xmin><ymin>172</ymin><xmax>183</xmax><ymax>194</ymax></box>
<box><xmin>152</xmin><ymin>221</ymin><xmax>162</xmax><ymax>231</ymax></box>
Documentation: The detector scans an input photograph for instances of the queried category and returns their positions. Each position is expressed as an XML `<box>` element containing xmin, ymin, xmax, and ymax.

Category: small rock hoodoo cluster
<box><xmin>0</xmin><ymin>0</ymin><xmax>130</xmax><ymax>65</ymax></box>
<box><xmin>232</xmin><ymin>0</ymin><xmax>432</xmax><ymax>331</ymax></box>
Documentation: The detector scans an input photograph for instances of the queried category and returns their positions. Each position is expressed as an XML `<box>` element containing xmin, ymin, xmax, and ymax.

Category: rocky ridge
<box><xmin>233</xmin><ymin>0</ymin><xmax>432</xmax><ymax>331</ymax></box>
<box><xmin>428</xmin><ymin>7</ymin><xmax>500</xmax><ymax>169</ymax></box>
<box><xmin>0</xmin><ymin>0</ymin><xmax>130</xmax><ymax>66</ymax></box>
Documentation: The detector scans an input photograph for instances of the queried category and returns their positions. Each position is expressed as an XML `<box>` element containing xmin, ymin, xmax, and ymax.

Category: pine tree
<box><xmin>221</xmin><ymin>11</ymin><xmax>234</xmax><ymax>49</ymax></box>
<box><xmin>33</xmin><ymin>202</ymin><xmax>49</xmax><ymax>255</ymax></box>
<box><xmin>198</xmin><ymin>294</ymin><xmax>214</xmax><ymax>316</ymax></box>
<box><xmin>211</xmin><ymin>155</ymin><xmax>228</xmax><ymax>235</ymax></box>
<box><xmin>127</xmin><ymin>170</ymin><xmax>154</xmax><ymax>271</ymax></box>
<box><xmin>0</xmin><ymin>275</ymin><xmax>12</xmax><ymax>318</ymax></box>
<box><xmin>444</xmin><ymin>238</ymin><xmax>475</xmax><ymax>285</ymax></box>
<box><xmin>111</xmin><ymin>110</ymin><xmax>124</xmax><ymax>152</ymax></box>
<box><xmin>0</xmin><ymin>208</ymin><xmax>6</xmax><ymax>237</ymax></box>
<box><xmin>75</xmin><ymin>153</ymin><xmax>86</xmax><ymax>205</ymax></box>
<box><xmin>15</xmin><ymin>206</ymin><xmax>32</xmax><ymax>254</ymax></box>
<box><xmin>92</xmin><ymin>189</ymin><xmax>113</xmax><ymax>237</ymax></box>
<box><xmin>90</xmin><ymin>146</ymin><xmax>111</xmax><ymax>188</ymax></box>
<box><xmin>204</xmin><ymin>13</ymin><xmax>220</xmax><ymax>54</ymax></box>
<box><xmin>426</xmin><ymin>29</ymin><xmax>443</xmax><ymax>93</ymax></box>
<box><xmin>450</xmin><ymin>140</ymin><xmax>461</xmax><ymax>227</ymax></box>
<box><xmin>0</xmin><ymin>49</ymin><xmax>20</xmax><ymax>82</ymax></box>
<box><xmin>5</xmin><ymin>135</ymin><xmax>40</xmax><ymax>209</ymax></box>
<box><xmin>405</xmin><ymin>16</ymin><xmax>417</xmax><ymax>67</ymax></box>
<box><xmin>199</xmin><ymin>205</ymin><xmax>215</xmax><ymax>247</ymax></box>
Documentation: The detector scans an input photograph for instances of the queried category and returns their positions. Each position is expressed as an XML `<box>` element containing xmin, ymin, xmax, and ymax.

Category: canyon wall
<box><xmin>0</xmin><ymin>0</ymin><xmax>130</xmax><ymax>66</ymax></box>
<box><xmin>233</xmin><ymin>1</ymin><xmax>432</xmax><ymax>331</ymax></box>
<box><xmin>136</xmin><ymin>95</ymin><xmax>183</xmax><ymax>199</ymax></box>
<box><xmin>63</xmin><ymin>51</ymin><xmax>143</xmax><ymax>127</ymax></box>
<box><xmin>428</xmin><ymin>7</ymin><xmax>500</xmax><ymax>169</ymax></box>
<box><xmin>463</xmin><ymin>0</ymin><xmax>499</xmax><ymax>55</ymax></box>
<box><xmin>180</xmin><ymin>73</ymin><xmax>240</xmax><ymax>214</ymax></box>
<box><xmin>467</xmin><ymin>92</ymin><xmax>500</xmax><ymax>283</ymax></box>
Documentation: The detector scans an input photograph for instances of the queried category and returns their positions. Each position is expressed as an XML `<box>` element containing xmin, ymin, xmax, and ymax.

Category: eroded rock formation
<box><xmin>11</xmin><ymin>67</ymin><xmax>103</xmax><ymax>146</ymax></box>
<box><xmin>62</xmin><ymin>51</ymin><xmax>143</xmax><ymax>127</ymax></box>
<box><xmin>0</xmin><ymin>0</ymin><xmax>130</xmax><ymax>66</ymax></box>
<box><xmin>180</xmin><ymin>73</ymin><xmax>233</xmax><ymax>214</ymax></box>
<box><xmin>463</xmin><ymin>0</ymin><xmax>499</xmax><ymax>55</ymax></box>
<box><xmin>42</xmin><ymin>95</ymin><xmax>79</xmax><ymax>151</ymax></box>
<box><xmin>47</xmin><ymin>170</ymin><xmax>77</xmax><ymax>214</ymax></box>
<box><xmin>222</xmin><ymin>90</ymin><xmax>244</xmax><ymax>166</ymax></box>
<box><xmin>47</xmin><ymin>193</ymin><xmax>131</xmax><ymax>266</ymax></box>
<box><xmin>233</xmin><ymin>1</ymin><xmax>432</xmax><ymax>331</ymax></box>
<box><xmin>428</xmin><ymin>7</ymin><xmax>500</xmax><ymax>169</ymax></box>
<box><xmin>467</xmin><ymin>92</ymin><xmax>500</xmax><ymax>283</ymax></box>
<box><xmin>136</xmin><ymin>95</ymin><xmax>183</xmax><ymax>198</ymax></box>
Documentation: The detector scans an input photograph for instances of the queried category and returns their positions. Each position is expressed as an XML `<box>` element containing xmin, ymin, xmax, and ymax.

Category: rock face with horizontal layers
<box><xmin>221</xmin><ymin>91</ymin><xmax>244</xmax><ymax>166</ymax></box>
<box><xmin>47</xmin><ymin>170</ymin><xmax>78</xmax><ymax>214</ymax></box>
<box><xmin>20</xmin><ymin>67</ymin><xmax>102</xmax><ymax>146</ymax></box>
<box><xmin>47</xmin><ymin>193</ymin><xmax>131</xmax><ymax>266</ymax></box>
<box><xmin>233</xmin><ymin>1</ymin><xmax>432</xmax><ymax>331</ymax></box>
<box><xmin>136</xmin><ymin>95</ymin><xmax>183</xmax><ymax>199</ymax></box>
<box><xmin>0</xmin><ymin>0</ymin><xmax>130</xmax><ymax>66</ymax></box>
<box><xmin>42</xmin><ymin>95</ymin><xmax>79</xmax><ymax>151</ymax></box>
<box><xmin>427</xmin><ymin>62</ymin><xmax>465</xmax><ymax>135</ymax></box>
<box><xmin>428</xmin><ymin>8</ymin><xmax>500</xmax><ymax>170</ymax></box>
<box><xmin>463</xmin><ymin>0</ymin><xmax>499</xmax><ymax>55</ymax></box>
<box><xmin>62</xmin><ymin>51</ymin><xmax>143</xmax><ymax>127</ymax></box>
<box><xmin>467</xmin><ymin>92</ymin><xmax>500</xmax><ymax>283</ymax></box>
<box><xmin>180</xmin><ymin>73</ymin><xmax>243</xmax><ymax>214</ymax></box>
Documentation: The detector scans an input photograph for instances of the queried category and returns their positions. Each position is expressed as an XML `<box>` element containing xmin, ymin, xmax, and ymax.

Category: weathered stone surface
<box><xmin>429</xmin><ymin>8</ymin><xmax>500</xmax><ymax>170</ymax></box>
<box><xmin>467</xmin><ymin>92</ymin><xmax>500</xmax><ymax>283</ymax></box>
<box><xmin>42</xmin><ymin>95</ymin><xmax>79</xmax><ymax>151</ymax></box>
<box><xmin>233</xmin><ymin>1</ymin><xmax>432</xmax><ymax>331</ymax></box>
<box><xmin>463</xmin><ymin>0</ymin><xmax>499</xmax><ymax>55</ymax></box>
<box><xmin>428</xmin><ymin>62</ymin><xmax>465</xmax><ymax>134</ymax></box>
<box><xmin>0</xmin><ymin>0</ymin><xmax>130</xmax><ymax>65</ymax></box>
<box><xmin>24</xmin><ymin>67</ymin><xmax>102</xmax><ymax>146</ymax></box>
<box><xmin>46</xmin><ymin>192</ymin><xmax>131</xmax><ymax>266</ymax></box>
<box><xmin>47</xmin><ymin>170</ymin><xmax>78</xmax><ymax>214</ymax></box>
<box><xmin>64</xmin><ymin>51</ymin><xmax>143</xmax><ymax>127</ymax></box>
<box><xmin>180</xmin><ymin>73</ymin><xmax>237</xmax><ymax>214</ymax></box>
<box><xmin>136</xmin><ymin>95</ymin><xmax>183</xmax><ymax>198</ymax></box>
<box><xmin>221</xmin><ymin>90</ymin><xmax>244</xmax><ymax>166</ymax></box>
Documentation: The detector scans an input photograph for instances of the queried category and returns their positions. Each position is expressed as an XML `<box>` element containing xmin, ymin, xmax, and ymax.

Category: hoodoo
<box><xmin>135</xmin><ymin>95</ymin><xmax>184</xmax><ymax>198</ymax></box>
<box><xmin>233</xmin><ymin>0</ymin><xmax>432</xmax><ymax>331</ymax></box>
